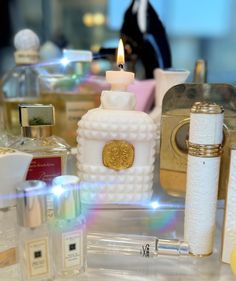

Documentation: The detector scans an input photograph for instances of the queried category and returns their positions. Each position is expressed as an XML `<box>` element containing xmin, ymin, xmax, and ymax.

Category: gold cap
<box><xmin>19</xmin><ymin>104</ymin><xmax>55</xmax><ymax>138</ymax></box>
<box><xmin>19</xmin><ymin>104</ymin><xmax>55</xmax><ymax>127</ymax></box>
<box><xmin>52</xmin><ymin>175</ymin><xmax>81</xmax><ymax>220</ymax></box>
<box><xmin>191</xmin><ymin>102</ymin><xmax>224</xmax><ymax>114</ymax></box>
<box><xmin>16</xmin><ymin>180</ymin><xmax>47</xmax><ymax>228</ymax></box>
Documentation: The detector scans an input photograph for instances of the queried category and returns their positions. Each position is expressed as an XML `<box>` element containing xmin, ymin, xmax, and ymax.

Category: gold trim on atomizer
<box><xmin>191</xmin><ymin>102</ymin><xmax>224</xmax><ymax>114</ymax></box>
<box><xmin>188</xmin><ymin>142</ymin><xmax>223</xmax><ymax>157</ymax></box>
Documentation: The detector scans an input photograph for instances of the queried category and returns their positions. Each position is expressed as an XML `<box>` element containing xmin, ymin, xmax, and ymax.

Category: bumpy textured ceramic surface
<box><xmin>222</xmin><ymin>149</ymin><xmax>236</xmax><ymax>263</ymax></box>
<box><xmin>77</xmin><ymin>91</ymin><xmax>157</xmax><ymax>204</ymax></box>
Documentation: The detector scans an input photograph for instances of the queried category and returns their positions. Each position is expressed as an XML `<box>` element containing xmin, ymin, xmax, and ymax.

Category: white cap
<box><xmin>14</xmin><ymin>29</ymin><xmax>40</xmax><ymax>64</ymax></box>
<box><xmin>14</xmin><ymin>29</ymin><xmax>40</xmax><ymax>51</ymax></box>
<box><xmin>0</xmin><ymin>148</ymin><xmax>33</xmax><ymax>208</ymax></box>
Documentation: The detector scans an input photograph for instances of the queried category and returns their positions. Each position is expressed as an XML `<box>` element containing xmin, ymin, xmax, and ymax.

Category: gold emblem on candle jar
<box><xmin>102</xmin><ymin>140</ymin><xmax>134</xmax><ymax>171</ymax></box>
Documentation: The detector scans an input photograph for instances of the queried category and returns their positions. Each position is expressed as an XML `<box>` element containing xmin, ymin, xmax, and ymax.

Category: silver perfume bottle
<box><xmin>16</xmin><ymin>180</ymin><xmax>54</xmax><ymax>281</ymax></box>
<box><xmin>52</xmin><ymin>175</ymin><xmax>86</xmax><ymax>278</ymax></box>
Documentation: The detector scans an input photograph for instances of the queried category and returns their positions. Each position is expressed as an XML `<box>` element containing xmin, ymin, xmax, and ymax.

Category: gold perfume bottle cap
<box><xmin>191</xmin><ymin>102</ymin><xmax>224</xmax><ymax>114</ymax></box>
<box><xmin>19</xmin><ymin>104</ymin><xmax>55</xmax><ymax>138</ymax></box>
<box><xmin>52</xmin><ymin>175</ymin><xmax>81</xmax><ymax>220</ymax></box>
<box><xmin>19</xmin><ymin>104</ymin><xmax>55</xmax><ymax>127</ymax></box>
<box><xmin>16</xmin><ymin>180</ymin><xmax>47</xmax><ymax>228</ymax></box>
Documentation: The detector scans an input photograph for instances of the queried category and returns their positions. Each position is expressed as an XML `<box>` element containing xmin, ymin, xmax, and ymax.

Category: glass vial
<box><xmin>16</xmin><ymin>180</ymin><xmax>54</xmax><ymax>281</ymax></box>
<box><xmin>52</xmin><ymin>175</ymin><xmax>86</xmax><ymax>278</ymax></box>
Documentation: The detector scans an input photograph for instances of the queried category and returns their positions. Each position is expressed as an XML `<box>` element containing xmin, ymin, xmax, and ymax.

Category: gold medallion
<box><xmin>102</xmin><ymin>140</ymin><xmax>135</xmax><ymax>171</ymax></box>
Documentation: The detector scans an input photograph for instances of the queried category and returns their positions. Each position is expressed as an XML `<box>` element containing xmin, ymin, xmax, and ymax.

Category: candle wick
<box><xmin>118</xmin><ymin>64</ymin><xmax>124</xmax><ymax>70</ymax></box>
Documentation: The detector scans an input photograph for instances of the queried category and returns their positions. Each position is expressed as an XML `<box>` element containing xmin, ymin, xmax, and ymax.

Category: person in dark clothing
<box><xmin>121</xmin><ymin>0</ymin><xmax>172</xmax><ymax>78</ymax></box>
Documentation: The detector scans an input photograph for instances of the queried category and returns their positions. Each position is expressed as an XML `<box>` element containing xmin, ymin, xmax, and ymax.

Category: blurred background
<box><xmin>0</xmin><ymin>0</ymin><xmax>236</xmax><ymax>82</ymax></box>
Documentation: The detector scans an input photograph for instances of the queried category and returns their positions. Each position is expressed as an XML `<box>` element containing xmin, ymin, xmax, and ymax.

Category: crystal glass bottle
<box><xmin>0</xmin><ymin>29</ymin><xmax>41</xmax><ymax>135</ymax></box>
<box><xmin>51</xmin><ymin>175</ymin><xmax>86</xmax><ymax>278</ymax></box>
<box><xmin>16</xmin><ymin>180</ymin><xmax>54</xmax><ymax>281</ymax></box>
<box><xmin>11</xmin><ymin>104</ymin><xmax>70</xmax><ymax>184</ymax></box>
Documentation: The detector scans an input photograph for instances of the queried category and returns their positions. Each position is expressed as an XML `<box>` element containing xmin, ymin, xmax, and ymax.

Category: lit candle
<box><xmin>106</xmin><ymin>39</ymin><xmax>135</xmax><ymax>91</ymax></box>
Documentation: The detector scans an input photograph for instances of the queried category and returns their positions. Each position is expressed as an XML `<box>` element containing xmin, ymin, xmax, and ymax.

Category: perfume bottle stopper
<box><xmin>19</xmin><ymin>104</ymin><xmax>55</xmax><ymax>138</ymax></box>
<box><xmin>14</xmin><ymin>29</ymin><xmax>40</xmax><ymax>64</ymax></box>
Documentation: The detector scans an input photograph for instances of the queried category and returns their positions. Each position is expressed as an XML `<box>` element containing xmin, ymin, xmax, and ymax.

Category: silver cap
<box><xmin>156</xmin><ymin>239</ymin><xmax>189</xmax><ymax>256</ymax></box>
<box><xmin>52</xmin><ymin>175</ymin><xmax>80</xmax><ymax>220</ymax></box>
<box><xmin>19</xmin><ymin>104</ymin><xmax>55</xmax><ymax>138</ymax></box>
<box><xmin>16</xmin><ymin>180</ymin><xmax>47</xmax><ymax>228</ymax></box>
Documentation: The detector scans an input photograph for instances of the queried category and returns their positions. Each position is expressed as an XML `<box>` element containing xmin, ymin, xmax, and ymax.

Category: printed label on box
<box><xmin>62</xmin><ymin>230</ymin><xmax>83</xmax><ymax>269</ymax></box>
<box><xmin>26</xmin><ymin>237</ymin><xmax>49</xmax><ymax>277</ymax></box>
<box><xmin>26</xmin><ymin>156</ymin><xmax>62</xmax><ymax>183</ymax></box>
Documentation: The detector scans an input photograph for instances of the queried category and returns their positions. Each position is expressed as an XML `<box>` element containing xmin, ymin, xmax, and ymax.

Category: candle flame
<box><xmin>117</xmin><ymin>39</ymin><xmax>125</xmax><ymax>67</ymax></box>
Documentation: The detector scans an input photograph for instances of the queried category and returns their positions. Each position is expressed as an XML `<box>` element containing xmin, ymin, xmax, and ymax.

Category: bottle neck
<box><xmin>22</xmin><ymin>126</ymin><xmax>52</xmax><ymax>138</ymax></box>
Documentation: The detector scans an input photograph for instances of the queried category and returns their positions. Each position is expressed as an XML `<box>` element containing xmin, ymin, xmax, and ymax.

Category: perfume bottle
<box><xmin>52</xmin><ymin>175</ymin><xmax>86</xmax><ymax>278</ymax></box>
<box><xmin>11</xmin><ymin>104</ymin><xmax>70</xmax><ymax>183</ymax></box>
<box><xmin>1</xmin><ymin>29</ymin><xmax>41</xmax><ymax>135</ymax></box>
<box><xmin>88</xmin><ymin>232</ymin><xmax>189</xmax><ymax>257</ymax></box>
<box><xmin>16</xmin><ymin>180</ymin><xmax>54</xmax><ymax>281</ymax></box>
<box><xmin>184</xmin><ymin>102</ymin><xmax>224</xmax><ymax>256</ymax></box>
<box><xmin>39</xmin><ymin>49</ymin><xmax>97</xmax><ymax>147</ymax></box>
<box><xmin>0</xmin><ymin>148</ymin><xmax>32</xmax><ymax>279</ymax></box>
<box><xmin>77</xmin><ymin>40</ymin><xmax>157</xmax><ymax>205</ymax></box>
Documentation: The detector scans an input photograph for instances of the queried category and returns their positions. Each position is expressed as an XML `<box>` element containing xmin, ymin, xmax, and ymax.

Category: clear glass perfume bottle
<box><xmin>52</xmin><ymin>175</ymin><xmax>86</xmax><ymax>278</ymax></box>
<box><xmin>11</xmin><ymin>104</ymin><xmax>70</xmax><ymax>184</ymax></box>
<box><xmin>0</xmin><ymin>29</ymin><xmax>41</xmax><ymax>135</ymax></box>
<box><xmin>0</xmin><ymin>148</ymin><xmax>32</xmax><ymax>280</ymax></box>
<box><xmin>16</xmin><ymin>180</ymin><xmax>54</xmax><ymax>281</ymax></box>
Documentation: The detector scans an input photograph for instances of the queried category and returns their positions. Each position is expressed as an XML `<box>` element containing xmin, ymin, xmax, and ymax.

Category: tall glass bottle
<box><xmin>16</xmin><ymin>180</ymin><xmax>54</xmax><ymax>281</ymax></box>
<box><xmin>0</xmin><ymin>29</ymin><xmax>41</xmax><ymax>135</ymax></box>
<box><xmin>52</xmin><ymin>175</ymin><xmax>86</xmax><ymax>278</ymax></box>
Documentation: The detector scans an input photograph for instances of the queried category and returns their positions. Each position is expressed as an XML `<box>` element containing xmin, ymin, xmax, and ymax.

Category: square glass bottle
<box><xmin>11</xmin><ymin>104</ymin><xmax>70</xmax><ymax>183</ymax></box>
<box><xmin>11</xmin><ymin>104</ymin><xmax>71</xmax><ymax>219</ymax></box>
<box><xmin>51</xmin><ymin>175</ymin><xmax>86</xmax><ymax>278</ymax></box>
<box><xmin>16</xmin><ymin>180</ymin><xmax>54</xmax><ymax>281</ymax></box>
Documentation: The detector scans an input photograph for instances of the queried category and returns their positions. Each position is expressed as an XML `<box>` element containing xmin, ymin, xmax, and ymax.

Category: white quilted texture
<box><xmin>77</xmin><ymin>97</ymin><xmax>157</xmax><ymax>204</ymax></box>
